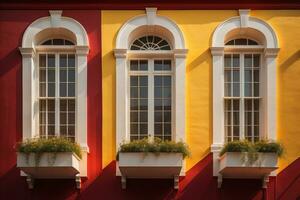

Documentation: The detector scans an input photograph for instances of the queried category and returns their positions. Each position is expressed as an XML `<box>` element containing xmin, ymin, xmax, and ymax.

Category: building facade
<box><xmin>0</xmin><ymin>1</ymin><xmax>300</xmax><ymax>199</ymax></box>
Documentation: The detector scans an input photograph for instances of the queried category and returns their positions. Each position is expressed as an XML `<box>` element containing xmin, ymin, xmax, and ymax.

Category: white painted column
<box><xmin>114</xmin><ymin>49</ymin><xmax>128</xmax><ymax>149</ymax></box>
<box><xmin>264</xmin><ymin>48</ymin><xmax>279</xmax><ymax>141</ymax></box>
<box><xmin>210</xmin><ymin>47</ymin><xmax>225</xmax><ymax>176</ymax></box>
<box><xmin>174</xmin><ymin>49</ymin><xmax>188</xmax><ymax>142</ymax></box>
<box><xmin>75</xmin><ymin>46</ymin><xmax>89</xmax><ymax>177</ymax></box>
<box><xmin>20</xmin><ymin>47</ymin><xmax>37</xmax><ymax>140</ymax></box>
<box><xmin>75</xmin><ymin>46</ymin><xmax>89</xmax><ymax>151</ymax></box>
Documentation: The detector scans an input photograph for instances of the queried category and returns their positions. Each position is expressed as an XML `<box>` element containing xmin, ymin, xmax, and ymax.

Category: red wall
<box><xmin>0</xmin><ymin>10</ymin><xmax>299</xmax><ymax>200</ymax></box>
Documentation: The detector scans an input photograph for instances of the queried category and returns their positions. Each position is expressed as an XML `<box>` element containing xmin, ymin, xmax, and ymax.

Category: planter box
<box><xmin>219</xmin><ymin>152</ymin><xmax>278</xmax><ymax>179</ymax></box>
<box><xmin>118</xmin><ymin>152</ymin><xmax>183</xmax><ymax>189</ymax></box>
<box><xmin>17</xmin><ymin>152</ymin><xmax>80</xmax><ymax>179</ymax></box>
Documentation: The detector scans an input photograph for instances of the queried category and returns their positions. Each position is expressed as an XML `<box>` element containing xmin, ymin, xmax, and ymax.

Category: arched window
<box><xmin>41</xmin><ymin>39</ymin><xmax>75</xmax><ymax>45</ymax></box>
<box><xmin>114</xmin><ymin>8</ymin><xmax>187</xmax><ymax>149</ymax></box>
<box><xmin>130</xmin><ymin>35</ymin><xmax>171</xmax><ymax>50</ymax></box>
<box><xmin>225</xmin><ymin>38</ymin><xmax>258</xmax><ymax>46</ymax></box>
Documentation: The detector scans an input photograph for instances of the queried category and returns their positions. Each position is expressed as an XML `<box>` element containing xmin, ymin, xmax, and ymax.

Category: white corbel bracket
<box><xmin>114</xmin><ymin>49</ymin><xmax>127</xmax><ymax>58</ymax></box>
<box><xmin>146</xmin><ymin>7</ymin><xmax>157</xmax><ymax>25</ymax></box>
<box><xmin>49</xmin><ymin>10</ymin><xmax>63</xmax><ymax>27</ymax></box>
<box><xmin>239</xmin><ymin>9</ymin><xmax>250</xmax><ymax>28</ymax></box>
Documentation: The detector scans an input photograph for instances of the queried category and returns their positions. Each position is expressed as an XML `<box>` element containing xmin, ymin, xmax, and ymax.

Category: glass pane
<box><xmin>245</xmin><ymin>83</ymin><xmax>252</xmax><ymax>97</ymax></box>
<box><xmin>139</xmin><ymin>87</ymin><xmax>147</xmax><ymax>98</ymax></box>
<box><xmin>154</xmin><ymin>60</ymin><xmax>163</xmax><ymax>71</ymax></box>
<box><xmin>60</xmin><ymin>83</ymin><xmax>67</xmax><ymax>97</ymax></box>
<box><xmin>40</xmin><ymin>112</ymin><xmax>46</xmax><ymax>124</ymax></box>
<box><xmin>60</xmin><ymin>126</ymin><xmax>67</xmax><ymax>135</ymax></box>
<box><xmin>155</xmin><ymin>111</ymin><xmax>162</xmax><ymax>122</ymax></box>
<box><xmin>244</xmin><ymin>70</ymin><xmax>252</xmax><ymax>82</ymax></box>
<box><xmin>254</xmin><ymin>99</ymin><xmax>259</xmax><ymax>111</ymax></box>
<box><xmin>40</xmin><ymin>100</ymin><xmax>46</xmax><ymax>111</ymax></box>
<box><xmin>235</xmin><ymin>39</ymin><xmax>247</xmax><ymax>45</ymax></box>
<box><xmin>68</xmin><ymin>83</ymin><xmax>75</xmax><ymax>97</ymax></box>
<box><xmin>40</xmin><ymin>126</ymin><xmax>46</xmax><ymax>136</ymax></box>
<box><xmin>163</xmin><ymin>76</ymin><xmax>172</xmax><ymax>86</ymax></box>
<box><xmin>233</xmin><ymin>70</ymin><xmax>240</xmax><ymax>82</ymax></box>
<box><xmin>233</xmin><ymin>126</ymin><xmax>239</xmax><ymax>137</ymax></box>
<box><xmin>48</xmin><ymin>100</ymin><xmax>55</xmax><ymax>111</ymax></box>
<box><xmin>60</xmin><ymin>113</ymin><xmax>67</xmax><ymax>124</ymax></box>
<box><xmin>163</xmin><ymin>99</ymin><xmax>171</xmax><ymax>110</ymax></box>
<box><xmin>233</xmin><ymin>100</ymin><xmax>239</xmax><ymax>111</ymax></box>
<box><xmin>245</xmin><ymin>112</ymin><xmax>252</xmax><ymax>125</ymax></box>
<box><xmin>60</xmin><ymin>70</ymin><xmax>67</xmax><ymax>82</ymax></box>
<box><xmin>139</xmin><ymin>76</ymin><xmax>148</xmax><ymax>86</ymax></box>
<box><xmin>48</xmin><ymin>126</ymin><xmax>55</xmax><ymax>136</ymax></box>
<box><xmin>163</xmin><ymin>60</ymin><xmax>172</xmax><ymax>71</ymax></box>
<box><xmin>164</xmin><ymin>124</ymin><xmax>171</xmax><ymax>135</ymax></box>
<box><xmin>48</xmin><ymin>70</ymin><xmax>55</xmax><ymax>82</ymax></box>
<box><xmin>53</xmin><ymin>39</ymin><xmax>64</xmax><ymax>45</ymax></box>
<box><xmin>233</xmin><ymin>83</ymin><xmax>240</xmax><ymax>96</ymax></box>
<box><xmin>254</xmin><ymin>83</ymin><xmax>259</xmax><ymax>97</ymax></box>
<box><xmin>68</xmin><ymin>113</ymin><xmax>75</xmax><ymax>124</ymax></box>
<box><xmin>130</xmin><ymin>60</ymin><xmax>138</xmax><ymax>71</ymax></box>
<box><xmin>39</xmin><ymin>55</ymin><xmax>46</xmax><ymax>67</ymax></box>
<box><xmin>48</xmin><ymin>54</ymin><xmax>55</xmax><ymax>68</ymax></box>
<box><xmin>68</xmin><ymin>70</ymin><xmax>75</xmax><ymax>82</ymax></box>
<box><xmin>40</xmin><ymin>69</ymin><xmax>46</xmax><ymax>82</ymax></box>
<box><xmin>164</xmin><ymin>112</ymin><xmax>171</xmax><ymax>122</ymax></box>
<box><xmin>245</xmin><ymin>100</ymin><xmax>252</xmax><ymax>111</ymax></box>
<box><xmin>233</xmin><ymin>55</ymin><xmax>240</xmax><ymax>67</ymax></box>
<box><xmin>224</xmin><ymin>55</ymin><xmax>231</xmax><ymax>68</ymax></box>
<box><xmin>39</xmin><ymin>83</ymin><xmax>46</xmax><ymax>97</ymax></box>
<box><xmin>130</xmin><ymin>76</ymin><xmax>138</xmax><ymax>86</ymax></box>
<box><xmin>130</xmin><ymin>87</ymin><xmax>138</xmax><ymax>98</ymax></box>
<box><xmin>60</xmin><ymin>55</ymin><xmax>67</xmax><ymax>67</ymax></box>
<box><xmin>225</xmin><ymin>83</ymin><xmax>231</xmax><ymax>96</ymax></box>
<box><xmin>233</xmin><ymin>112</ymin><xmax>239</xmax><ymax>125</ymax></box>
<box><xmin>154</xmin><ymin>99</ymin><xmax>162</xmax><ymax>110</ymax></box>
<box><xmin>139</xmin><ymin>112</ymin><xmax>147</xmax><ymax>122</ymax></box>
<box><xmin>244</xmin><ymin>55</ymin><xmax>252</xmax><ymax>68</ymax></box>
<box><xmin>68</xmin><ymin>55</ymin><xmax>75</xmax><ymax>68</ymax></box>
<box><xmin>139</xmin><ymin>99</ymin><xmax>147</xmax><ymax>110</ymax></box>
<box><xmin>130</xmin><ymin>124</ymin><xmax>138</xmax><ymax>134</ymax></box>
<box><xmin>48</xmin><ymin>83</ymin><xmax>55</xmax><ymax>97</ymax></box>
<box><xmin>254</xmin><ymin>112</ymin><xmax>259</xmax><ymax>125</ymax></box>
<box><xmin>253</xmin><ymin>55</ymin><xmax>260</xmax><ymax>68</ymax></box>
<box><xmin>68</xmin><ymin>126</ymin><xmax>75</xmax><ymax>136</ymax></box>
<box><xmin>154</xmin><ymin>87</ymin><xmax>162</xmax><ymax>98</ymax></box>
<box><xmin>162</xmin><ymin>87</ymin><xmax>171</xmax><ymax>98</ymax></box>
<box><xmin>254</xmin><ymin>70</ymin><xmax>259</xmax><ymax>82</ymax></box>
<box><xmin>155</xmin><ymin>124</ymin><xmax>162</xmax><ymax>135</ymax></box>
<box><xmin>130</xmin><ymin>99</ymin><xmax>138</xmax><ymax>110</ymax></box>
<box><xmin>130</xmin><ymin>112</ymin><xmax>138</xmax><ymax>122</ymax></box>
<box><xmin>68</xmin><ymin>100</ymin><xmax>75</xmax><ymax>111</ymax></box>
<box><xmin>139</xmin><ymin>60</ymin><xmax>148</xmax><ymax>71</ymax></box>
<box><xmin>225</xmin><ymin>70</ymin><xmax>231</xmax><ymax>82</ymax></box>
<box><xmin>60</xmin><ymin>100</ymin><xmax>67</xmax><ymax>111</ymax></box>
<box><xmin>48</xmin><ymin>113</ymin><xmax>55</xmax><ymax>124</ymax></box>
<box><xmin>154</xmin><ymin>76</ymin><xmax>163</xmax><ymax>86</ymax></box>
<box><xmin>139</xmin><ymin>124</ymin><xmax>147</xmax><ymax>134</ymax></box>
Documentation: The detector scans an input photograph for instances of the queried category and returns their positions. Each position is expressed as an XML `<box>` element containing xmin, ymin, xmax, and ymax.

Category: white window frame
<box><xmin>128</xmin><ymin>57</ymin><xmax>175</xmax><ymax>140</ymax></box>
<box><xmin>19</xmin><ymin>10</ymin><xmax>89</xmax><ymax>177</ymax></box>
<box><xmin>211</xmin><ymin>9</ymin><xmax>280</xmax><ymax>176</ymax></box>
<box><xmin>114</xmin><ymin>8</ymin><xmax>188</xmax><ymax>175</ymax></box>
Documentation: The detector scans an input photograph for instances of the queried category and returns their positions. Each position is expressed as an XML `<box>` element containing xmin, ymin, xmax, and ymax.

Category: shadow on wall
<box><xmin>1</xmin><ymin>154</ymin><xmax>300</xmax><ymax>200</ymax></box>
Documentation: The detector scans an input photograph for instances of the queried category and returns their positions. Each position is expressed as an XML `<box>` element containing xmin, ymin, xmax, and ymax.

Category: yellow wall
<box><xmin>102</xmin><ymin>10</ymin><xmax>300</xmax><ymax>172</ymax></box>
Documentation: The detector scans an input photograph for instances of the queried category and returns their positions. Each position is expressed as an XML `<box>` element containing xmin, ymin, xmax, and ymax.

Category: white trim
<box><xmin>20</xmin><ymin>10</ymin><xmax>89</xmax><ymax>177</ymax></box>
<box><xmin>115</xmin><ymin>8</ymin><xmax>187</xmax><ymax>175</ymax></box>
<box><xmin>211</xmin><ymin>9</ymin><xmax>279</xmax><ymax>176</ymax></box>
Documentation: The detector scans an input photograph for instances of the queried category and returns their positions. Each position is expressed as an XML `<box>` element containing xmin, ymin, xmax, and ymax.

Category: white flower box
<box><xmin>118</xmin><ymin>152</ymin><xmax>183</xmax><ymax>189</ymax></box>
<box><xmin>17</xmin><ymin>152</ymin><xmax>80</xmax><ymax>180</ymax></box>
<box><xmin>219</xmin><ymin>152</ymin><xmax>278</xmax><ymax>180</ymax></box>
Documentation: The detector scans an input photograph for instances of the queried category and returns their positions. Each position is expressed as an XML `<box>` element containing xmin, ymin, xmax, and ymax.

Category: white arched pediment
<box><xmin>116</xmin><ymin>8</ymin><xmax>185</xmax><ymax>49</ymax></box>
<box><xmin>212</xmin><ymin>11</ymin><xmax>278</xmax><ymax>48</ymax></box>
<box><xmin>22</xmin><ymin>10</ymin><xmax>89</xmax><ymax>47</ymax></box>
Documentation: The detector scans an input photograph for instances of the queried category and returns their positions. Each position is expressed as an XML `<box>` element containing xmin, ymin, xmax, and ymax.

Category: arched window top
<box><xmin>130</xmin><ymin>35</ymin><xmax>171</xmax><ymax>51</ymax></box>
<box><xmin>225</xmin><ymin>38</ymin><xmax>259</xmax><ymax>46</ymax></box>
<box><xmin>40</xmin><ymin>38</ymin><xmax>75</xmax><ymax>45</ymax></box>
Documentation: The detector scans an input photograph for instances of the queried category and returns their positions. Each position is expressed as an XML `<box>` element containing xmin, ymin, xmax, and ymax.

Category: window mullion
<box><xmin>148</xmin><ymin>59</ymin><xmax>154</xmax><ymax>138</ymax></box>
<box><xmin>55</xmin><ymin>53</ymin><xmax>60</xmax><ymax>137</ymax></box>
<box><xmin>240</xmin><ymin>53</ymin><xmax>245</xmax><ymax>140</ymax></box>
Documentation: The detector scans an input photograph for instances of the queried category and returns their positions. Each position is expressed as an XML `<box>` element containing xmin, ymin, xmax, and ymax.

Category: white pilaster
<box><xmin>20</xmin><ymin>47</ymin><xmax>37</xmax><ymax>140</ymax></box>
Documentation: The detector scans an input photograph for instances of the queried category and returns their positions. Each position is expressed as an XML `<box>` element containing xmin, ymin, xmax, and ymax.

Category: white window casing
<box><xmin>114</xmin><ymin>8</ymin><xmax>188</xmax><ymax>175</ymax></box>
<box><xmin>19</xmin><ymin>10</ymin><xmax>89</xmax><ymax>177</ymax></box>
<box><xmin>211</xmin><ymin>9</ymin><xmax>280</xmax><ymax>176</ymax></box>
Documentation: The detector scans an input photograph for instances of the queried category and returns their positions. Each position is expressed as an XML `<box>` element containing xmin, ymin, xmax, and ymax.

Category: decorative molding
<box><xmin>146</xmin><ymin>7</ymin><xmax>157</xmax><ymax>25</ymax></box>
<box><xmin>49</xmin><ymin>10</ymin><xmax>62</xmax><ymax>27</ymax></box>
<box><xmin>75</xmin><ymin>46</ymin><xmax>90</xmax><ymax>55</ymax></box>
<box><xmin>210</xmin><ymin>47</ymin><xmax>224</xmax><ymax>56</ymax></box>
<box><xmin>173</xmin><ymin>49</ymin><xmax>188</xmax><ymax>58</ymax></box>
<box><xmin>264</xmin><ymin>48</ymin><xmax>280</xmax><ymax>57</ymax></box>
<box><xmin>19</xmin><ymin>47</ymin><xmax>36</xmax><ymax>57</ymax></box>
<box><xmin>114</xmin><ymin>49</ymin><xmax>127</xmax><ymax>58</ymax></box>
<box><xmin>239</xmin><ymin>9</ymin><xmax>250</xmax><ymax>27</ymax></box>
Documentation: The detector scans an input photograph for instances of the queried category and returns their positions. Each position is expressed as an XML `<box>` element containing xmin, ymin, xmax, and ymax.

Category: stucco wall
<box><xmin>101</xmin><ymin>10</ymin><xmax>300</xmax><ymax>172</ymax></box>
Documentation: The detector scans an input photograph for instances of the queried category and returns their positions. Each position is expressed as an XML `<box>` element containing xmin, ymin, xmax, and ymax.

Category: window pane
<box><xmin>68</xmin><ymin>83</ymin><xmax>75</xmax><ymax>97</ymax></box>
<box><xmin>139</xmin><ymin>60</ymin><xmax>148</xmax><ymax>71</ymax></box>
<box><xmin>245</xmin><ymin>55</ymin><xmax>252</xmax><ymax>68</ymax></box>
<box><xmin>225</xmin><ymin>70</ymin><xmax>231</xmax><ymax>82</ymax></box>
<box><xmin>48</xmin><ymin>113</ymin><xmax>55</xmax><ymax>124</ymax></box>
<box><xmin>155</xmin><ymin>99</ymin><xmax>162</xmax><ymax>110</ymax></box>
<box><xmin>224</xmin><ymin>55</ymin><xmax>231</xmax><ymax>68</ymax></box>
<box><xmin>154</xmin><ymin>60</ymin><xmax>163</xmax><ymax>71</ymax></box>
<box><xmin>48</xmin><ymin>70</ymin><xmax>55</xmax><ymax>82</ymax></box>
<box><xmin>48</xmin><ymin>83</ymin><xmax>55</xmax><ymax>97</ymax></box>
<box><xmin>162</xmin><ymin>87</ymin><xmax>171</xmax><ymax>98</ymax></box>
<box><xmin>254</xmin><ymin>83</ymin><xmax>259</xmax><ymax>97</ymax></box>
<box><xmin>232</xmin><ymin>55</ymin><xmax>239</xmax><ymax>67</ymax></box>
<box><xmin>60</xmin><ymin>55</ymin><xmax>67</xmax><ymax>67</ymax></box>
<box><xmin>253</xmin><ymin>55</ymin><xmax>260</xmax><ymax>68</ymax></box>
<box><xmin>60</xmin><ymin>113</ymin><xmax>67</xmax><ymax>124</ymax></box>
<box><xmin>233</xmin><ymin>112</ymin><xmax>239</xmax><ymax>125</ymax></box>
<box><xmin>139</xmin><ymin>76</ymin><xmax>148</xmax><ymax>86</ymax></box>
<box><xmin>130</xmin><ymin>99</ymin><xmax>138</xmax><ymax>110</ymax></box>
<box><xmin>164</xmin><ymin>112</ymin><xmax>171</xmax><ymax>122</ymax></box>
<box><xmin>139</xmin><ymin>99</ymin><xmax>148</xmax><ymax>110</ymax></box>
<box><xmin>60</xmin><ymin>100</ymin><xmax>67</xmax><ymax>111</ymax></box>
<box><xmin>39</xmin><ymin>55</ymin><xmax>46</xmax><ymax>67</ymax></box>
<box><xmin>254</xmin><ymin>70</ymin><xmax>259</xmax><ymax>82</ymax></box>
<box><xmin>244</xmin><ymin>70</ymin><xmax>252</xmax><ymax>82</ymax></box>
<box><xmin>48</xmin><ymin>54</ymin><xmax>55</xmax><ymax>68</ymax></box>
<box><xmin>232</xmin><ymin>70</ymin><xmax>240</xmax><ymax>82</ymax></box>
<box><xmin>139</xmin><ymin>124</ymin><xmax>148</xmax><ymax>134</ymax></box>
<box><xmin>40</xmin><ymin>83</ymin><xmax>46</xmax><ymax>97</ymax></box>
<box><xmin>155</xmin><ymin>111</ymin><xmax>162</xmax><ymax>122</ymax></box>
<box><xmin>163</xmin><ymin>76</ymin><xmax>171</xmax><ymax>86</ymax></box>
<box><xmin>68</xmin><ymin>113</ymin><xmax>75</xmax><ymax>124</ymax></box>
<box><xmin>59</xmin><ymin>83</ymin><xmax>66</xmax><ymax>97</ymax></box>
<box><xmin>163</xmin><ymin>99</ymin><xmax>171</xmax><ymax>110</ymax></box>
<box><xmin>68</xmin><ymin>69</ymin><xmax>75</xmax><ymax>82</ymax></box>
<box><xmin>154</xmin><ymin>76</ymin><xmax>163</xmax><ymax>86</ymax></box>
<box><xmin>60</xmin><ymin>70</ymin><xmax>67</xmax><ymax>82</ymax></box>
<box><xmin>139</xmin><ymin>87</ymin><xmax>147</xmax><ymax>98</ymax></box>
<box><xmin>40</xmin><ymin>69</ymin><xmax>46</xmax><ymax>82</ymax></box>
<box><xmin>130</xmin><ymin>76</ymin><xmax>138</xmax><ymax>86</ymax></box>
<box><xmin>154</xmin><ymin>87</ymin><xmax>162</xmax><ymax>98</ymax></box>
<box><xmin>48</xmin><ymin>126</ymin><xmax>55</xmax><ymax>136</ymax></box>
<box><xmin>68</xmin><ymin>55</ymin><xmax>75</xmax><ymax>68</ymax></box>
<box><xmin>130</xmin><ymin>87</ymin><xmax>138</xmax><ymax>98</ymax></box>
<box><xmin>163</xmin><ymin>60</ymin><xmax>172</xmax><ymax>71</ymax></box>
<box><xmin>130</xmin><ymin>60</ymin><xmax>138</xmax><ymax>70</ymax></box>
<box><xmin>140</xmin><ymin>112</ymin><xmax>147</xmax><ymax>122</ymax></box>
<box><xmin>232</xmin><ymin>83</ymin><xmax>240</xmax><ymax>96</ymax></box>
<box><xmin>164</xmin><ymin>124</ymin><xmax>171</xmax><ymax>135</ymax></box>
<box><xmin>245</xmin><ymin>83</ymin><xmax>252</xmax><ymax>97</ymax></box>
<box><xmin>68</xmin><ymin>100</ymin><xmax>75</xmax><ymax>111</ymax></box>
<box><xmin>130</xmin><ymin>124</ymin><xmax>138</xmax><ymax>134</ymax></box>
